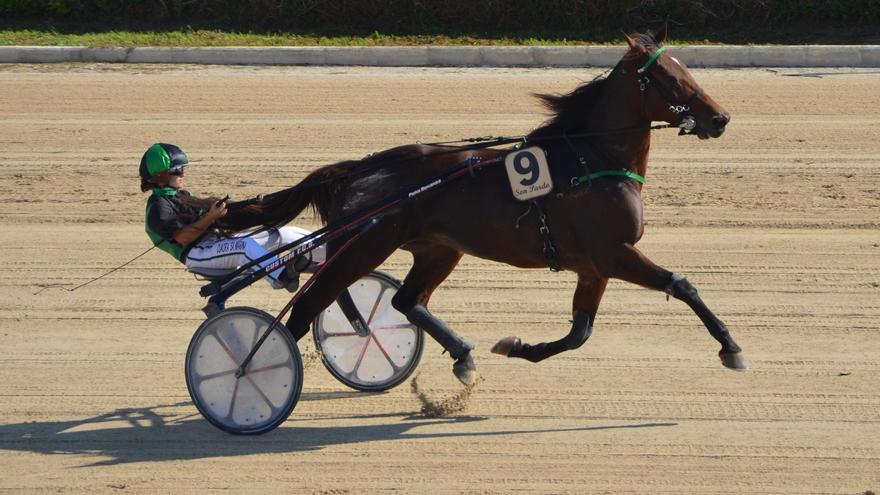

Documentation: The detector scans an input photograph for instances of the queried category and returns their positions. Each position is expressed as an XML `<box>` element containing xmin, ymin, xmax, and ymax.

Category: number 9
<box><xmin>514</xmin><ymin>152</ymin><xmax>539</xmax><ymax>186</ymax></box>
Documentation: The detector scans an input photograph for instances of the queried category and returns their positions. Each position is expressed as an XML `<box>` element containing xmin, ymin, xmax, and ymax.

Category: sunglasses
<box><xmin>168</xmin><ymin>168</ymin><xmax>185</xmax><ymax>177</ymax></box>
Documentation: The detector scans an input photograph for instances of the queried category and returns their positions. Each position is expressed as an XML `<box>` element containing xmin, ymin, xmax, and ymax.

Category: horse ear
<box><xmin>655</xmin><ymin>22</ymin><xmax>668</xmax><ymax>44</ymax></box>
<box><xmin>622</xmin><ymin>31</ymin><xmax>637</xmax><ymax>49</ymax></box>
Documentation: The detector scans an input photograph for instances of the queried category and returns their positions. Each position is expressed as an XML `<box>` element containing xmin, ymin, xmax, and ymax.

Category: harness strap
<box><xmin>639</xmin><ymin>46</ymin><xmax>667</xmax><ymax>73</ymax></box>
<box><xmin>531</xmin><ymin>199</ymin><xmax>561</xmax><ymax>272</ymax></box>
<box><xmin>562</xmin><ymin>130</ymin><xmax>590</xmax><ymax>176</ymax></box>
<box><xmin>574</xmin><ymin>169</ymin><xmax>646</xmax><ymax>185</ymax></box>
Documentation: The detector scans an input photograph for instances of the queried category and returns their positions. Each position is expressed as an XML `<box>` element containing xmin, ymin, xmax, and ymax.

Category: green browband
<box><xmin>639</xmin><ymin>46</ymin><xmax>667</xmax><ymax>73</ymax></box>
<box><xmin>576</xmin><ymin>170</ymin><xmax>646</xmax><ymax>185</ymax></box>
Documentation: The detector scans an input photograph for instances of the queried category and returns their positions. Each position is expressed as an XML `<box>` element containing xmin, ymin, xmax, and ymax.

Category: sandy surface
<box><xmin>0</xmin><ymin>64</ymin><xmax>878</xmax><ymax>494</ymax></box>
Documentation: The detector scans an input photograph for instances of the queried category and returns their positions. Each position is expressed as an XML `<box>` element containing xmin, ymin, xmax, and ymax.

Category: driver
<box><xmin>140</xmin><ymin>143</ymin><xmax>325</xmax><ymax>291</ymax></box>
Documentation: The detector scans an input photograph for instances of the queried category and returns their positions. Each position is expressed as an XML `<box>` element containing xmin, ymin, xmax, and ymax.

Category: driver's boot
<box><xmin>277</xmin><ymin>254</ymin><xmax>315</xmax><ymax>293</ymax></box>
<box><xmin>277</xmin><ymin>267</ymin><xmax>300</xmax><ymax>293</ymax></box>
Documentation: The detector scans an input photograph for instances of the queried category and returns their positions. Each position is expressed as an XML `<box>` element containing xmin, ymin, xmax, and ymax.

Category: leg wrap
<box><xmin>510</xmin><ymin>311</ymin><xmax>594</xmax><ymax>362</ymax></box>
<box><xmin>562</xmin><ymin>311</ymin><xmax>593</xmax><ymax>350</ymax></box>
<box><xmin>666</xmin><ymin>273</ymin><xmax>698</xmax><ymax>300</ymax></box>
<box><xmin>405</xmin><ymin>305</ymin><xmax>473</xmax><ymax>359</ymax></box>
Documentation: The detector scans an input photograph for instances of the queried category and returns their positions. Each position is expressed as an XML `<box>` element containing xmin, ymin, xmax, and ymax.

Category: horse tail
<box><xmin>307</xmin><ymin>159</ymin><xmax>362</xmax><ymax>224</ymax></box>
<box><xmin>216</xmin><ymin>159</ymin><xmax>362</xmax><ymax>232</ymax></box>
<box><xmin>219</xmin><ymin>145</ymin><xmax>426</xmax><ymax>232</ymax></box>
<box><xmin>308</xmin><ymin>145</ymin><xmax>428</xmax><ymax>223</ymax></box>
<box><xmin>217</xmin><ymin>182</ymin><xmax>316</xmax><ymax>232</ymax></box>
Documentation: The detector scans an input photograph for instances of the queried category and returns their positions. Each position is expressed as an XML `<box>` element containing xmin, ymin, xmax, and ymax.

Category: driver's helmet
<box><xmin>139</xmin><ymin>143</ymin><xmax>189</xmax><ymax>181</ymax></box>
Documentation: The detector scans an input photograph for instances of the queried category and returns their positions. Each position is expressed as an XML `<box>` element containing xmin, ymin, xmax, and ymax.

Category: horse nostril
<box><xmin>712</xmin><ymin>113</ymin><xmax>730</xmax><ymax>129</ymax></box>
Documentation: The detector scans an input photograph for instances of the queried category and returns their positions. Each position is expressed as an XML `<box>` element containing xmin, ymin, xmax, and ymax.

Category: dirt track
<box><xmin>0</xmin><ymin>64</ymin><xmax>878</xmax><ymax>494</ymax></box>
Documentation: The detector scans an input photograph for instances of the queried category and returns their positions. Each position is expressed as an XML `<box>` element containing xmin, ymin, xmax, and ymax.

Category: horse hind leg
<box><xmin>284</xmin><ymin>223</ymin><xmax>400</xmax><ymax>341</ymax></box>
<box><xmin>492</xmin><ymin>274</ymin><xmax>607</xmax><ymax>363</ymax></box>
<box><xmin>405</xmin><ymin>306</ymin><xmax>476</xmax><ymax>385</ymax></box>
<box><xmin>390</xmin><ymin>244</ymin><xmax>477</xmax><ymax>386</ymax></box>
<box><xmin>493</xmin><ymin>311</ymin><xmax>593</xmax><ymax>363</ymax></box>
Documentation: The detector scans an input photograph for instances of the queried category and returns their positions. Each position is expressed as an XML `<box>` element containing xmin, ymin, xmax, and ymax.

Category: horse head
<box><xmin>622</xmin><ymin>25</ymin><xmax>730</xmax><ymax>139</ymax></box>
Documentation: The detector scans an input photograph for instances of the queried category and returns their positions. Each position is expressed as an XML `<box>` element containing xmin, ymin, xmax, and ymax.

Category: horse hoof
<box><xmin>490</xmin><ymin>336</ymin><xmax>521</xmax><ymax>356</ymax></box>
<box><xmin>452</xmin><ymin>353</ymin><xmax>477</xmax><ymax>386</ymax></box>
<box><xmin>719</xmin><ymin>351</ymin><xmax>748</xmax><ymax>370</ymax></box>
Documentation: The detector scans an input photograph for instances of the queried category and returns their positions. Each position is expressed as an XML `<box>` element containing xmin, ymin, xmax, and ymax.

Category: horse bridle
<box><xmin>636</xmin><ymin>46</ymin><xmax>701</xmax><ymax>133</ymax></box>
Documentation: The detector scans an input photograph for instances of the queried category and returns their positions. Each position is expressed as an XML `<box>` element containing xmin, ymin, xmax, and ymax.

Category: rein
<box><xmin>425</xmin><ymin>122</ymin><xmax>675</xmax><ymax>183</ymax></box>
<box><xmin>258</xmin><ymin>122</ymin><xmax>676</xmax><ymax>222</ymax></box>
<box><xmin>426</xmin><ymin>123</ymin><xmax>675</xmax><ymax>147</ymax></box>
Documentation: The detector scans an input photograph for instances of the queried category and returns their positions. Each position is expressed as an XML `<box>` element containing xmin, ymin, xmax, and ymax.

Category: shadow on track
<box><xmin>0</xmin><ymin>402</ymin><xmax>677</xmax><ymax>466</ymax></box>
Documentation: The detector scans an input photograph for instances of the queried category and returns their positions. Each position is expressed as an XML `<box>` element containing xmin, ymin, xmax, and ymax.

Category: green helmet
<box><xmin>139</xmin><ymin>143</ymin><xmax>189</xmax><ymax>182</ymax></box>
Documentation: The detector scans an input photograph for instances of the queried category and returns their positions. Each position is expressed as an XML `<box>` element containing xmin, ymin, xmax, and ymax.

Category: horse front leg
<box><xmin>491</xmin><ymin>274</ymin><xmax>608</xmax><ymax>363</ymax></box>
<box><xmin>604</xmin><ymin>243</ymin><xmax>747</xmax><ymax>370</ymax></box>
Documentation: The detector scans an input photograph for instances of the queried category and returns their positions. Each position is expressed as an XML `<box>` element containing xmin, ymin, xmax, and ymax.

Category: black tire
<box><xmin>312</xmin><ymin>271</ymin><xmax>424</xmax><ymax>392</ymax></box>
<box><xmin>185</xmin><ymin>307</ymin><xmax>303</xmax><ymax>435</ymax></box>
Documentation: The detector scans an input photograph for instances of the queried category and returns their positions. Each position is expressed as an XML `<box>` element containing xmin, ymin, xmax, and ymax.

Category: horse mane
<box><xmin>528</xmin><ymin>76</ymin><xmax>610</xmax><ymax>138</ymax></box>
<box><xmin>528</xmin><ymin>31</ymin><xmax>660</xmax><ymax>138</ymax></box>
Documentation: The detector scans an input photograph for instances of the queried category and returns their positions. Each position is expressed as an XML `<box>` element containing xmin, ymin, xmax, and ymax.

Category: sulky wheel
<box><xmin>312</xmin><ymin>271</ymin><xmax>424</xmax><ymax>391</ymax></box>
<box><xmin>185</xmin><ymin>307</ymin><xmax>303</xmax><ymax>435</ymax></box>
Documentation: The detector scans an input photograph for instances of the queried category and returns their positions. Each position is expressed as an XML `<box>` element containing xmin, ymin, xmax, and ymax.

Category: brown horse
<box><xmin>220</xmin><ymin>27</ymin><xmax>746</xmax><ymax>385</ymax></box>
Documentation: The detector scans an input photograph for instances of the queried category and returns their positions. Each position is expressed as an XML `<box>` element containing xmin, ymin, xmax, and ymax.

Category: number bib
<box><xmin>504</xmin><ymin>146</ymin><xmax>553</xmax><ymax>201</ymax></box>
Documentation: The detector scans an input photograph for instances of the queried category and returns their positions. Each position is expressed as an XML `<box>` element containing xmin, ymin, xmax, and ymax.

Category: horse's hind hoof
<box><xmin>452</xmin><ymin>353</ymin><xmax>477</xmax><ymax>386</ymax></box>
<box><xmin>719</xmin><ymin>351</ymin><xmax>748</xmax><ymax>370</ymax></box>
<box><xmin>490</xmin><ymin>336</ymin><xmax>522</xmax><ymax>356</ymax></box>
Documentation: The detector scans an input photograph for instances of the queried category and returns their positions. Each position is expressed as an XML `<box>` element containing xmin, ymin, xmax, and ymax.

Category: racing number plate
<box><xmin>504</xmin><ymin>146</ymin><xmax>553</xmax><ymax>201</ymax></box>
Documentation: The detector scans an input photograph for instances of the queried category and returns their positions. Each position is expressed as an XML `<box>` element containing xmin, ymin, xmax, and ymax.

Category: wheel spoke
<box><xmin>370</xmin><ymin>323</ymin><xmax>415</xmax><ymax>331</ymax></box>
<box><xmin>243</xmin><ymin>374</ymin><xmax>280</xmax><ymax>415</ymax></box>
<box><xmin>345</xmin><ymin>334</ymin><xmax>373</xmax><ymax>380</ymax></box>
<box><xmin>369</xmin><ymin>333</ymin><xmax>403</xmax><ymax>372</ymax></box>
<box><xmin>213</xmin><ymin>330</ymin><xmax>243</xmax><ymax>366</ymax></box>
<box><xmin>194</xmin><ymin>368</ymin><xmax>237</xmax><ymax>382</ymax></box>
<box><xmin>225</xmin><ymin>376</ymin><xmax>241</xmax><ymax>421</ymax></box>
<box><xmin>366</xmin><ymin>287</ymin><xmax>390</xmax><ymax>326</ymax></box>
<box><xmin>251</xmin><ymin>322</ymin><xmax>262</xmax><ymax>347</ymax></box>
<box><xmin>247</xmin><ymin>361</ymin><xmax>291</xmax><ymax>375</ymax></box>
<box><xmin>322</xmin><ymin>331</ymin><xmax>361</xmax><ymax>338</ymax></box>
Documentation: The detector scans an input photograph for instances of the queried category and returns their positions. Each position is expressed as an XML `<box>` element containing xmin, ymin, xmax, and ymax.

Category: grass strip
<box><xmin>0</xmin><ymin>29</ymin><xmax>647</xmax><ymax>47</ymax></box>
<box><xmin>0</xmin><ymin>25</ymin><xmax>876</xmax><ymax>47</ymax></box>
